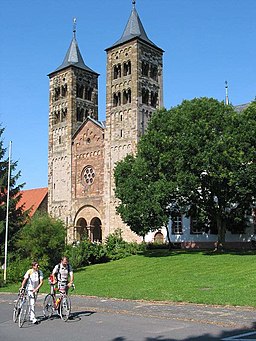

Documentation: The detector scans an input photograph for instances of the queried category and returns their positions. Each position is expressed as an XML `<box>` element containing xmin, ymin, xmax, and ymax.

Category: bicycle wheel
<box><xmin>59</xmin><ymin>296</ymin><xmax>71</xmax><ymax>321</ymax></box>
<box><xmin>18</xmin><ymin>297</ymin><xmax>29</xmax><ymax>328</ymax></box>
<box><xmin>43</xmin><ymin>294</ymin><xmax>54</xmax><ymax>318</ymax></box>
<box><xmin>13</xmin><ymin>295</ymin><xmax>22</xmax><ymax>323</ymax></box>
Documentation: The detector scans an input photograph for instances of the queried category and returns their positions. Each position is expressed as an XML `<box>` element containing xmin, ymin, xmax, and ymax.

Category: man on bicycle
<box><xmin>51</xmin><ymin>257</ymin><xmax>74</xmax><ymax>293</ymax></box>
<box><xmin>20</xmin><ymin>261</ymin><xmax>43</xmax><ymax>324</ymax></box>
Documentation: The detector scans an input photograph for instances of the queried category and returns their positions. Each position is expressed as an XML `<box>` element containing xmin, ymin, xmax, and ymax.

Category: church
<box><xmin>47</xmin><ymin>1</ymin><xmax>163</xmax><ymax>244</ymax></box>
<box><xmin>47</xmin><ymin>1</ymin><xmax>255</xmax><ymax>248</ymax></box>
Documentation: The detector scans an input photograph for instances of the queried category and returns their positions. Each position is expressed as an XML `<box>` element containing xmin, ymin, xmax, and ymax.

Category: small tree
<box><xmin>16</xmin><ymin>213</ymin><xmax>66</xmax><ymax>270</ymax></box>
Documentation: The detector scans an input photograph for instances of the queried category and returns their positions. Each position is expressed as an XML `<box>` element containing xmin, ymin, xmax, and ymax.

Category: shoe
<box><xmin>31</xmin><ymin>318</ymin><xmax>38</xmax><ymax>324</ymax></box>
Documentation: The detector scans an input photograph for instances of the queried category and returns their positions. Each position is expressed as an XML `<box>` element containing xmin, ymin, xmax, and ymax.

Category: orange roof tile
<box><xmin>18</xmin><ymin>187</ymin><xmax>48</xmax><ymax>217</ymax></box>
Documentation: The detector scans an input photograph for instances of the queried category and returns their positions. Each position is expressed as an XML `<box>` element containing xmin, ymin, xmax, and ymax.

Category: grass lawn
<box><xmin>1</xmin><ymin>249</ymin><xmax>256</xmax><ymax>307</ymax></box>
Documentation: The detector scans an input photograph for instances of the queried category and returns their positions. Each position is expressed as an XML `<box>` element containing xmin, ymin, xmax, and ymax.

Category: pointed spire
<box><xmin>106</xmin><ymin>1</ymin><xmax>162</xmax><ymax>51</ymax></box>
<box><xmin>225</xmin><ymin>81</ymin><xmax>229</xmax><ymax>105</ymax></box>
<box><xmin>50</xmin><ymin>19</ymin><xmax>98</xmax><ymax>75</ymax></box>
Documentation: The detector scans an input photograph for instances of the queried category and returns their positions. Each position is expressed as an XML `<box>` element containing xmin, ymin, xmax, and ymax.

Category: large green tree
<box><xmin>115</xmin><ymin>98</ymin><xmax>256</xmax><ymax>249</ymax></box>
<box><xmin>115</xmin><ymin>154</ymin><xmax>173</xmax><ymax>239</ymax></box>
<box><xmin>0</xmin><ymin>127</ymin><xmax>27</xmax><ymax>261</ymax></box>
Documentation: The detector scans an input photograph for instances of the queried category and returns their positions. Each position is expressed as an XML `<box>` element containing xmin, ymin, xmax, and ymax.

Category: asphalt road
<box><xmin>1</xmin><ymin>293</ymin><xmax>256</xmax><ymax>341</ymax></box>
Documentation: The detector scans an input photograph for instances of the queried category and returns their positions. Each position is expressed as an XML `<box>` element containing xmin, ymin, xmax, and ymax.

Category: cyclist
<box><xmin>20</xmin><ymin>261</ymin><xmax>43</xmax><ymax>324</ymax></box>
<box><xmin>51</xmin><ymin>257</ymin><xmax>74</xmax><ymax>293</ymax></box>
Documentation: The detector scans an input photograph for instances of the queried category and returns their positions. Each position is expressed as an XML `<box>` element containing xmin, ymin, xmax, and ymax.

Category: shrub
<box><xmin>105</xmin><ymin>229</ymin><xmax>142</xmax><ymax>260</ymax></box>
<box><xmin>65</xmin><ymin>240</ymin><xmax>109</xmax><ymax>270</ymax></box>
<box><xmin>5</xmin><ymin>257</ymin><xmax>31</xmax><ymax>284</ymax></box>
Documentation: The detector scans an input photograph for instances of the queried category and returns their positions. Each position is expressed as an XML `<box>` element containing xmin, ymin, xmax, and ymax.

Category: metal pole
<box><xmin>3</xmin><ymin>141</ymin><xmax>12</xmax><ymax>283</ymax></box>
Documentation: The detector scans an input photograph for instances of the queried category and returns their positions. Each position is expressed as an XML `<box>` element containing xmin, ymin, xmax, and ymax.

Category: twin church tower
<box><xmin>48</xmin><ymin>2</ymin><xmax>164</xmax><ymax>243</ymax></box>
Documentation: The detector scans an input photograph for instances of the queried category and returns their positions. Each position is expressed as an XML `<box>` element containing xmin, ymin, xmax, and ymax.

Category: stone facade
<box><xmin>48</xmin><ymin>5</ymin><xmax>163</xmax><ymax>243</ymax></box>
<box><xmin>103</xmin><ymin>40</ymin><xmax>163</xmax><ymax>242</ymax></box>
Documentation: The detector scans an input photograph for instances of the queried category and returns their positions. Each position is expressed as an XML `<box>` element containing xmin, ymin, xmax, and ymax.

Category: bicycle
<box><xmin>43</xmin><ymin>279</ymin><xmax>74</xmax><ymax>322</ymax></box>
<box><xmin>13</xmin><ymin>287</ymin><xmax>32</xmax><ymax>328</ymax></box>
<box><xmin>13</xmin><ymin>288</ymin><xmax>26</xmax><ymax>323</ymax></box>
<box><xmin>18</xmin><ymin>291</ymin><xmax>31</xmax><ymax>328</ymax></box>
<box><xmin>14</xmin><ymin>286</ymin><xmax>41</xmax><ymax>327</ymax></box>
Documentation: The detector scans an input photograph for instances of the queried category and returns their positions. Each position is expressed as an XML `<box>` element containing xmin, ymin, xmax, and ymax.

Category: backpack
<box><xmin>24</xmin><ymin>269</ymin><xmax>41</xmax><ymax>291</ymax></box>
<box><xmin>55</xmin><ymin>263</ymin><xmax>71</xmax><ymax>281</ymax></box>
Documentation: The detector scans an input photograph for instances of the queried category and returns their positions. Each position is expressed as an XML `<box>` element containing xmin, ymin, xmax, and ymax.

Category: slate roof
<box><xmin>234</xmin><ymin>103</ymin><xmax>250</xmax><ymax>113</ymax></box>
<box><xmin>18</xmin><ymin>187</ymin><xmax>48</xmax><ymax>217</ymax></box>
<box><xmin>106</xmin><ymin>5</ymin><xmax>163</xmax><ymax>51</ymax></box>
<box><xmin>49</xmin><ymin>35</ymin><xmax>98</xmax><ymax>76</ymax></box>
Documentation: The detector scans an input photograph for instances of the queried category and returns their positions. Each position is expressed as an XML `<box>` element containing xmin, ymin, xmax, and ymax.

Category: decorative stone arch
<box><xmin>75</xmin><ymin>217</ymin><xmax>88</xmax><ymax>242</ymax></box>
<box><xmin>74</xmin><ymin>205</ymin><xmax>102</xmax><ymax>243</ymax></box>
<box><xmin>154</xmin><ymin>231</ymin><xmax>164</xmax><ymax>244</ymax></box>
<box><xmin>90</xmin><ymin>217</ymin><xmax>102</xmax><ymax>243</ymax></box>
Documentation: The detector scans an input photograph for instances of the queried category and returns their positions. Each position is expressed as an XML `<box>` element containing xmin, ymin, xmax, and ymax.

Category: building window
<box><xmin>77</xmin><ymin>84</ymin><xmax>84</xmax><ymax>98</ymax></box>
<box><xmin>123</xmin><ymin>61</ymin><xmax>131</xmax><ymax>76</ymax></box>
<box><xmin>113</xmin><ymin>64</ymin><xmax>121</xmax><ymax>79</ymax></box>
<box><xmin>150</xmin><ymin>65</ymin><xmax>158</xmax><ymax>81</ymax></box>
<box><xmin>142</xmin><ymin>61</ymin><xmax>149</xmax><ymax>77</ymax></box>
<box><xmin>54</xmin><ymin>111</ymin><xmax>60</xmax><ymax>124</ymax></box>
<box><xmin>123</xmin><ymin>89</ymin><xmax>131</xmax><ymax>104</ymax></box>
<box><xmin>142</xmin><ymin>88</ymin><xmax>149</xmax><ymax>105</ymax></box>
<box><xmin>82</xmin><ymin>166</ymin><xmax>95</xmax><ymax>187</ymax></box>
<box><xmin>113</xmin><ymin>92</ymin><xmax>121</xmax><ymax>107</ymax></box>
<box><xmin>85</xmin><ymin>87</ymin><xmax>93</xmax><ymax>101</ymax></box>
<box><xmin>54</xmin><ymin>87</ymin><xmax>60</xmax><ymax>101</ymax></box>
<box><xmin>77</xmin><ymin>108</ymin><xmax>84</xmax><ymax>122</ymax></box>
<box><xmin>151</xmin><ymin>91</ymin><xmax>158</xmax><ymax>108</ymax></box>
<box><xmin>190</xmin><ymin>217</ymin><xmax>212</xmax><ymax>234</ymax></box>
<box><xmin>61</xmin><ymin>84</ymin><xmax>67</xmax><ymax>97</ymax></box>
<box><xmin>61</xmin><ymin>108</ymin><xmax>67</xmax><ymax>122</ymax></box>
<box><xmin>171</xmin><ymin>214</ymin><xmax>183</xmax><ymax>235</ymax></box>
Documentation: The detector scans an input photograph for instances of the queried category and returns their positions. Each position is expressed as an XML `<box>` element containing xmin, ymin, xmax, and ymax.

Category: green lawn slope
<box><xmin>2</xmin><ymin>250</ymin><xmax>256</xmax><ymax>307</ymax></box>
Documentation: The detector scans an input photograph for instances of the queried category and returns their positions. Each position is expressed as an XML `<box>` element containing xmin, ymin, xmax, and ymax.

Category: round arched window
<box><xmin>82</xmin><ymin>166</ymin><xmax>95</xmax><ymax>187</ymax></box>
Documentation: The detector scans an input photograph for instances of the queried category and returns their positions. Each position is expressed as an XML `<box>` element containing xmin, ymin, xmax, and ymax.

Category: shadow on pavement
<box><xmin>111</xmin><ymin>322</ymin><xmax>256</xmax><ymax>340</ymax></box>
<box><xmin>69</xmin><ymin>310</ymin><xmax>95</xmax><ymax>322</ymax></box>
<box><xmin>38</xmin><ymin>310</ymin><xmax>95</xmax><ymax>323</ymax></box>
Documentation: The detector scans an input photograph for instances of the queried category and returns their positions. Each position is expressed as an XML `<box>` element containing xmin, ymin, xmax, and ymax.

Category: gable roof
<box><xmin>106</xmin><ymin>5</ymin><xmax>163</xmax><ymax>52</ymax></box>
<box><xmin>18</xmin><ymin>187</ymin><xmax>48</xmax><ymax>217</ymax></box>
<box><xmin>73</xmin><ymin>116</ymin><xmax>105</xmax><ymax>139</ymax></box>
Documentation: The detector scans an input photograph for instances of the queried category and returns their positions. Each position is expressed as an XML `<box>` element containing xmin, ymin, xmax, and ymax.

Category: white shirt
<box><xmin>24</xmin><ymin>269</ymin><xmax>43</xmax><ymax>291</ymax></box>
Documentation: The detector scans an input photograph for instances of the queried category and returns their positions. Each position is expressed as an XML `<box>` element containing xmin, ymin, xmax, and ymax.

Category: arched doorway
<box><xmin>154</xmin><ymin>231</ymin><xmax>164</xmax><ymax>244</ymax></box>
<box><xmin>75</xmin><ymin>218</ymin><xmax>88</xmax><ymax>242</ymax></box>
<box><xmin>90</xmin><ymin>217</ymin><xmax>102</xmax><ymax>242</ymax></box>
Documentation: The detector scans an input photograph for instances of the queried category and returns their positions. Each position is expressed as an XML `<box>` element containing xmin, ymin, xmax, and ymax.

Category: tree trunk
<box><xmin>215</xmin><ymin>214</ymin><xmax>226</xmax><ymax>252</ymax></box>
<box><xmin>165</xmin><ymin>224</ymin><xmax>172</xmax><ymax>250</ymax></box>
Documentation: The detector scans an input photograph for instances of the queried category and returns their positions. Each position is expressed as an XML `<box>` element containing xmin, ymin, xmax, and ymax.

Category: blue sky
<box><xmin>0</xmin><ymin>0</ymin><xmax>255</xmax><ymax>190</ymax></box>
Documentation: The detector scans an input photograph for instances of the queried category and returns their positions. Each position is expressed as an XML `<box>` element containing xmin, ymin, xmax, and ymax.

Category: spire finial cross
<box><xmin>132</xmin><ymin>0</ymin><xmax>136</xmax><ymax>8</ymax></box>
<box><xmin>225</xmin><ymin>80</ymin><xmax>229</xmax><ymax>105</ymax></box>
<box><xmin>73</xmin><ymin>17</ymin><xmax>77</xmax><ymax>38</ymax></box>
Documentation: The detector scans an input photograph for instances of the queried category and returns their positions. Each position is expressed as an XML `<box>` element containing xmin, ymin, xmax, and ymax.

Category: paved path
<box><xmin>1</xmin><ymin>293</ymin><xmax>256</xmax><ymax>340</ymax></box>
<box><xmin>1</xmin><ymin>292</ymin><xmax>256</xmax><ymax>327</ymax></box>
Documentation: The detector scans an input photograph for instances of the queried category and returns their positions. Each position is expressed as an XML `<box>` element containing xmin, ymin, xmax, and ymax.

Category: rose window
<box><xmin>82</xmin><ymin>166</ymin><xmax>95</xmax><ymax>186</ymax></box>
